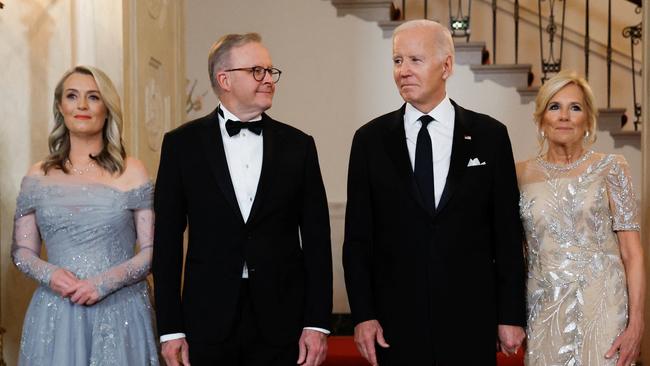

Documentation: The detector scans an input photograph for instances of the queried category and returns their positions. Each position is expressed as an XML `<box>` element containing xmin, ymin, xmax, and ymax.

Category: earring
<box><xmin>539</xmin><ymin>129</ymin><xmax>545</xmax><ymax>139</ymax></box>
<box><xmin>584</xmin><ymin>130</ymin><xmax>590</xmax><ymax>143</ymax></box>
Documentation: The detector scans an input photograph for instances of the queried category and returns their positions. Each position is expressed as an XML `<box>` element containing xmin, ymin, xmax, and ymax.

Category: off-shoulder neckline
<box><xmin>22</xmin><ymin>175</ymin><xmax>153</xmax><ymax>194</ymax></box>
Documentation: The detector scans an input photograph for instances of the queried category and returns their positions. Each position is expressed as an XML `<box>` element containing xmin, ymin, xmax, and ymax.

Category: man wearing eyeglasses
<box><xmin>153</xmin><ymin>33</ymin><xmax>333</xmax><ymax>366</ymax></box>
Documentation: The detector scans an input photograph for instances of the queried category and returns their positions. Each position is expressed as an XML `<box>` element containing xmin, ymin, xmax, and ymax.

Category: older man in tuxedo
<box><xmin>343</xmin><ymin>20</ymin><xmax>526</xmax><ymax>365</ymax></box>
<box><xmin>153</xmin><ymin>33</ymin><xmax>332</xmax><ymax>366</ymax></box>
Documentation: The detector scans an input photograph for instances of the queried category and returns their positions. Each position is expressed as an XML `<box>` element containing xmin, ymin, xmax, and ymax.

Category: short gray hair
<box><xmin>208</xmin><ymin>32</ymin><xmax>262</xmax><ymax>95</ymax></box>
<box><xmin>393</xmin><ymin>20</ymin><xmax>455</xmax><ymax>64</ymax></box>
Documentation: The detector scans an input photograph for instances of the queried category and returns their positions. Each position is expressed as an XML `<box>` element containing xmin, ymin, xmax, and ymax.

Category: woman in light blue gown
<box><xmin>12</xmin><ymin>65</ymin><xmax>159</xmax><ymax>365</ymax></box>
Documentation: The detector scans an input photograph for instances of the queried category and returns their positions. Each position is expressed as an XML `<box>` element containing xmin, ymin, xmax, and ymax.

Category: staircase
<box><xmin>328</xmin><ymin>0</ymin><xmax>641</xmax><ymax>149</ymax></box>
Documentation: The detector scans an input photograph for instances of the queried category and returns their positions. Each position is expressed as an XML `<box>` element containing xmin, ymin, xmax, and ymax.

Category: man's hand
<box><xmin>161</xmin><ymin>338</ymin><xmax>190</xmax><ymax>366</ymax></box>
<box><xmin>297</xmin><ymin>329</ymin><xmax>328</xmax><ymax>366</ymax></box>
<box><xmin>49</xmin><ymin>268</ymin><xmax>79</xmax><ymax>298</ymax></box>
<box><xmin>497</xmin><ymin>324</ymin><xmax>525</xmax><ymax>356</ymax></box>
<box><xmin>354</xmin><ymin>320</ymin><xmax>390</xmax><ymax>366</ymax></box>
<box><xmin>69</xmin><ymin>280</ymin><xmax>100</xmax><ymax>305</ymax></box>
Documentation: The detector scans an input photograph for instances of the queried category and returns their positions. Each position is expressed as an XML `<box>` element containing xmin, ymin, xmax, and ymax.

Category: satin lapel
<box><xmin>199</xmin><ymin>109</ymin><xmax>244</xmax><ymax>222</ymax></box>
<box><xmin>246</xmin><ymin>113</ymin><xmax>275</xmax><ymax>225</ymax></box>
<box><xmin>384</xmin><ymin>105</ymin><xmax>434</xmax><ymax>218</ymax></box>
<box><xmin>436</xmin><ymin>101</ymin><xmax>472</xmax><ymax>214</ymax></box>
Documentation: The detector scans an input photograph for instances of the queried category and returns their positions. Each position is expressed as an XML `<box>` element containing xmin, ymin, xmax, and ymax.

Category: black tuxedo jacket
<box><xmin>153</xmin><ymin>108</ymin><xmax>332</xmax><ymax>346</ymax></box>
<box><xmin>343</xmin><ymin>101</ymin><xmax>526</xmax><ymax>365</ymax></box>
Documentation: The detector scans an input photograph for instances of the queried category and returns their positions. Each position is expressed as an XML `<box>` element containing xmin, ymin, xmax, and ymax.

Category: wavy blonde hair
<box><xmin>42</xmin><ymin>65</ymin><xmax>126</xmax><ymax>175</ymax></box>
<box><xmin>533</xmin><ymin>70</ymin><xmax>598</xmax><ymax>148</ymax></box>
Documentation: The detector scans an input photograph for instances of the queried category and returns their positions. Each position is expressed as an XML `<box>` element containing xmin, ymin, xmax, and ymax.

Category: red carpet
<box><xmin>323</xmin><ymin>336</ymin><xmax>524</xmax><ymax>366</ymax></box>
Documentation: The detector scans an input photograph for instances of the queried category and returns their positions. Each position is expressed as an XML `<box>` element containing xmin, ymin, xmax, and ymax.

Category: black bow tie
<box><xmin>225</xmin><ymin>120</ymin><xmax>264</xmax><ymax>137</ymax></box>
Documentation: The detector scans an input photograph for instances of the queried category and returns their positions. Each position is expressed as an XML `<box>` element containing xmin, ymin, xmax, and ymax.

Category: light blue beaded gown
<box><xmin>12</xmin><ymin>175</ymin><xmax>159</xmax><ymax>366</ymax></box>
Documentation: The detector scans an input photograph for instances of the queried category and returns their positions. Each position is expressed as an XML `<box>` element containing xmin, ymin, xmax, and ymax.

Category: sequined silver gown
<box><xmin>517</xmin><ymin>152</ymin><xmax>639</xmax><ymax>366</ymax></box>
<box><xmin>12</xmin><ymin>176</ymin><xmax>159</xmax><ymax>366</ymax></box>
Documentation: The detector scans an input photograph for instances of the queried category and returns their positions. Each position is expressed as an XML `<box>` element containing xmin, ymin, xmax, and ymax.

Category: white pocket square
<box><xmin>467</xmin><ymin>158</ymin><xmax>486</xmax><ymax>167</ymax></box>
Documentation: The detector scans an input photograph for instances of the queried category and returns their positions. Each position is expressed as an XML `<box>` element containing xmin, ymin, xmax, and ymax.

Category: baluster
<box><xmin>537</xmin><ymin>0</ymin><xmax>565</xmax><ymax>83</ymax></box>
<box><xmin>492</xmin><ymin>0</ymin><xmax>497</xmax><ymax>63</ymax></box>
<box><xmin>622</xmin><ymin>22</ymin><xmax>643</xmax><ymax>131</ymax></box>
<box><xmin>607</xmin><ymin>0</ymin><xmax>612</xmax><ymax>107</ymax></box>
<box><xmin>402</xmin><ymin>0</ymin><xmax>406</xmax><ymax>20</ymax></box>
<box><xmin>584</xmin><ymin>0</ymin><xmax>590</xmax><ymax>79</ymax></box>
<box><xmin>424</xmin><ymin>0</ymin><xmax>428</xmax><ymax>19</ymax></box>
<box><xmin>0</xmin><ymin>327</ymin><xmax>5</xmax><ymax>366</ymax></box>
<box><xmin>514</xmin><ymin>0</ymin><xmax>520</xmax><ymax>63</ymax></box>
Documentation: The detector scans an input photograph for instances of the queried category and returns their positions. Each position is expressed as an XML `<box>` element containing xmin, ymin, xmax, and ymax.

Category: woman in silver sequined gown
<box><xmin>517</xmin><ymin>71</ymin><xmax>644</xmax><ymax>366</ymax></box>
<box><xmin>12</xmin><ymin>66</ymin><xmax>159</xmax><ymax>365</ymax></box>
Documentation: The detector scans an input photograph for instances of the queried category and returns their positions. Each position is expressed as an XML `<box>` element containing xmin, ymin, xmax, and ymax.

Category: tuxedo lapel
<box><xmin>436</xmin><ymin>100</ymin><xmax>472</xmax><ymax>213</ymax></box>
<box><xmin>384</xmin><ymin>105</ymin><xmax>434</xmax><ymax>218</ymax></box>
<box><xmin>246</xmin><ymin>113</ymin><xmax>276</xmax><ymax>225</ymax></box>
<box><xmin>199</xmin><ymin>108</ymin><xmax>245</xmax><ymax>222</ymax></box>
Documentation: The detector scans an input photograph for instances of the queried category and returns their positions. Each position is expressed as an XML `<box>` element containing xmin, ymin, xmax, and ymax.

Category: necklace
<box><xmin>536</xmin><ymin>150</ymin><xmax>593</xmax><ymax>172</ymax></box>
<box><xmin>65</xmin><ymin>159</ymin><xmax>96</xmax><ymax>175</ymax></box>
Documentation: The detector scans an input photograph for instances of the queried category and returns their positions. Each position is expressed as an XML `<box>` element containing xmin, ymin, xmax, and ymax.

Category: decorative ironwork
<box><xmin>449</xmin><ymin>0</ymin><xmax>471</xmax><ymax>41</ymax></box>
<box><xmin>622</xmin><ymin>22</ymin><xmax>642</xmax><ymax>131</ymax></box>
<box><xmin>537</xmin><ymin>0</ymin><xmax>566</xmax><ymax>83</ymax></box>
<box><xmin>606</xmin><ymin>0</ymin><xmax>612</xmax><ymax>107</ymax></box>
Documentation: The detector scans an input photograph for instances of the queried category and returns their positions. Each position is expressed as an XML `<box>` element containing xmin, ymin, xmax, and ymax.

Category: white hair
<box><xmin>393</xmin><ymin>20</ymin><xmax>455</xmax><ymax>63</ymax></box>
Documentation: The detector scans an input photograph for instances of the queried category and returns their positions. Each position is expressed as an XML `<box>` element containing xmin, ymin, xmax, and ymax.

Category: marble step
<box><xmin>470</xmin><ymin>64</ymin><xmax>532</xmax><ymax>89</ymax></box>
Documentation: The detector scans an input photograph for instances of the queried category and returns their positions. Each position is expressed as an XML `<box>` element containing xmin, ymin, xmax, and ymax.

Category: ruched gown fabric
<box><xmin>517</xmin><ymin>152</ymin><xmax>639</xmax><ymax>366</ymax></box>
<box><xmin>12</xmin><ymin>176</ymin><xmax>159</xmax><ymax>366</ymax></box>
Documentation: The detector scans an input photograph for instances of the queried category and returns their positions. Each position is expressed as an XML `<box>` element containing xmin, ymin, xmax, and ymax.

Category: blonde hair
<box><xmin>208</xmin><ymin>32</ymin><xmax>262</xmax><ymax>95</ymax></box>
<box><xmin>534</xmin><ymin>70</ymin><xmax>598</xmax><ymax>148</ymax></box>
<box><xmin>42</xmin><ymin>65</ymin><xmax>126</xmax><ymax>175</ymax></box>
<box><xmin>393</xmin><ymin>20</ymin><xmax>455</xmax><ymax>65</ymax></box>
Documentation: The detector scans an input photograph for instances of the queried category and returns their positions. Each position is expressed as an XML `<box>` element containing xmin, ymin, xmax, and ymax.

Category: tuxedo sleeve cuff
<box><xmin>160</xmin><ymin>333</ymin><xmax>186</xmax><ymax>343</ymax></box>
<box><xmin>303</xmin><ymin>327</ymin><xmax>330</xmax><ymax>335</ymax></box>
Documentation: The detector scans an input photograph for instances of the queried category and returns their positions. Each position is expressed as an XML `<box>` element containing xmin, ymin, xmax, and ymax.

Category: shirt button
<box><xmin>242</xmin><ymin>132</ymin><xmax>247</xmax><ymax>137</ymax></box>
<box><xmin>249</xmin><ymin>197</ymin><xmax>253</xmax><ymax>202</ymax></box>
<box><xmin>245</xmin><ymin>164</ymin><xmax>249</xmax><ymax>169</ymax></box>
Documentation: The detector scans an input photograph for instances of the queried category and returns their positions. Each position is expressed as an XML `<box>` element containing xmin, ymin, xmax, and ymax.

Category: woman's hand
<box><xmin>49</xmin><ymin>268</ymin><xmax>79</xmax><ymax>298</ymax></box>
<box><xmin>69</xmin><ymin>280</ymin><xmax>101</xmax><ymax>306</ymax></box>
<box><xmin>605</xmin><ymin>321</ymin><xmax>644</xmax><ymax>366</ymax></box>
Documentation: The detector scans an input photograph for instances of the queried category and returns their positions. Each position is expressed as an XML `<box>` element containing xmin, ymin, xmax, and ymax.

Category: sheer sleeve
<box><xmin>606</xmin><ymin>155</ymin><xmax>640</xmax><ymax>231</ymax></box>
<box><xmin>88</xmin><ymin>185</ymin><xmax>154</xmax><ymax>300</ymax></box>
<box><xmin>12</xmin><ymin>178</ymin><xmax>58</xmax><ymax>286</ymax></box>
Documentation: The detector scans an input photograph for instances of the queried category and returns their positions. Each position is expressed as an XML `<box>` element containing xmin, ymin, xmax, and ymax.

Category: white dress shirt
<box><xmin>161</xmin><ymin>105</ymin><xmax>327</xmax><ymax>343</ymax></box>
<box><xmin>403</xmin><ymin>96</ymin><xmax>455</xmax><ymax>207</ymax></box>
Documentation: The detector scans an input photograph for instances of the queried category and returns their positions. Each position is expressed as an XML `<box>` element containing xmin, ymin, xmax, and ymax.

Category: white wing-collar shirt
<box><xmin>160</xmin><ymin>104</ymin><xmax>328</xmax><ymax>343</ymax></box>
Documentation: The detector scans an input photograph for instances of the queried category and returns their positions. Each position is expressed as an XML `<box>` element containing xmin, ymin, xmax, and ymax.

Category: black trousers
<box><xmin>188</xmin><ymin>280</ymin><xmax>298</xmax><ymax>366</ymax></box>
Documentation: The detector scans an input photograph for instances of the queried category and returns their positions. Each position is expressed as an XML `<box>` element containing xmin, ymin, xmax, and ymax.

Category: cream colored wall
<box><xmin>185</xmin><ymin>0</ymin><xmax>402</xmax><ymax>204</ymax></box>
<box><xmin>186</xmin><ymin>0</ymin><xmax>403</xmax><ymax>313</ymax></box>
<box><xmin>0</xmin><ymin>1</ymin><xmax>123</xmax><ymax>364</ymax></box>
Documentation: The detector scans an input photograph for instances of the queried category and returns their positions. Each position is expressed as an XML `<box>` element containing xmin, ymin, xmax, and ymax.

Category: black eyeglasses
<box><xmin>225</xmin><ymin>66</ymin><xmax>282</xmax><ymax>83</ymax></box>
